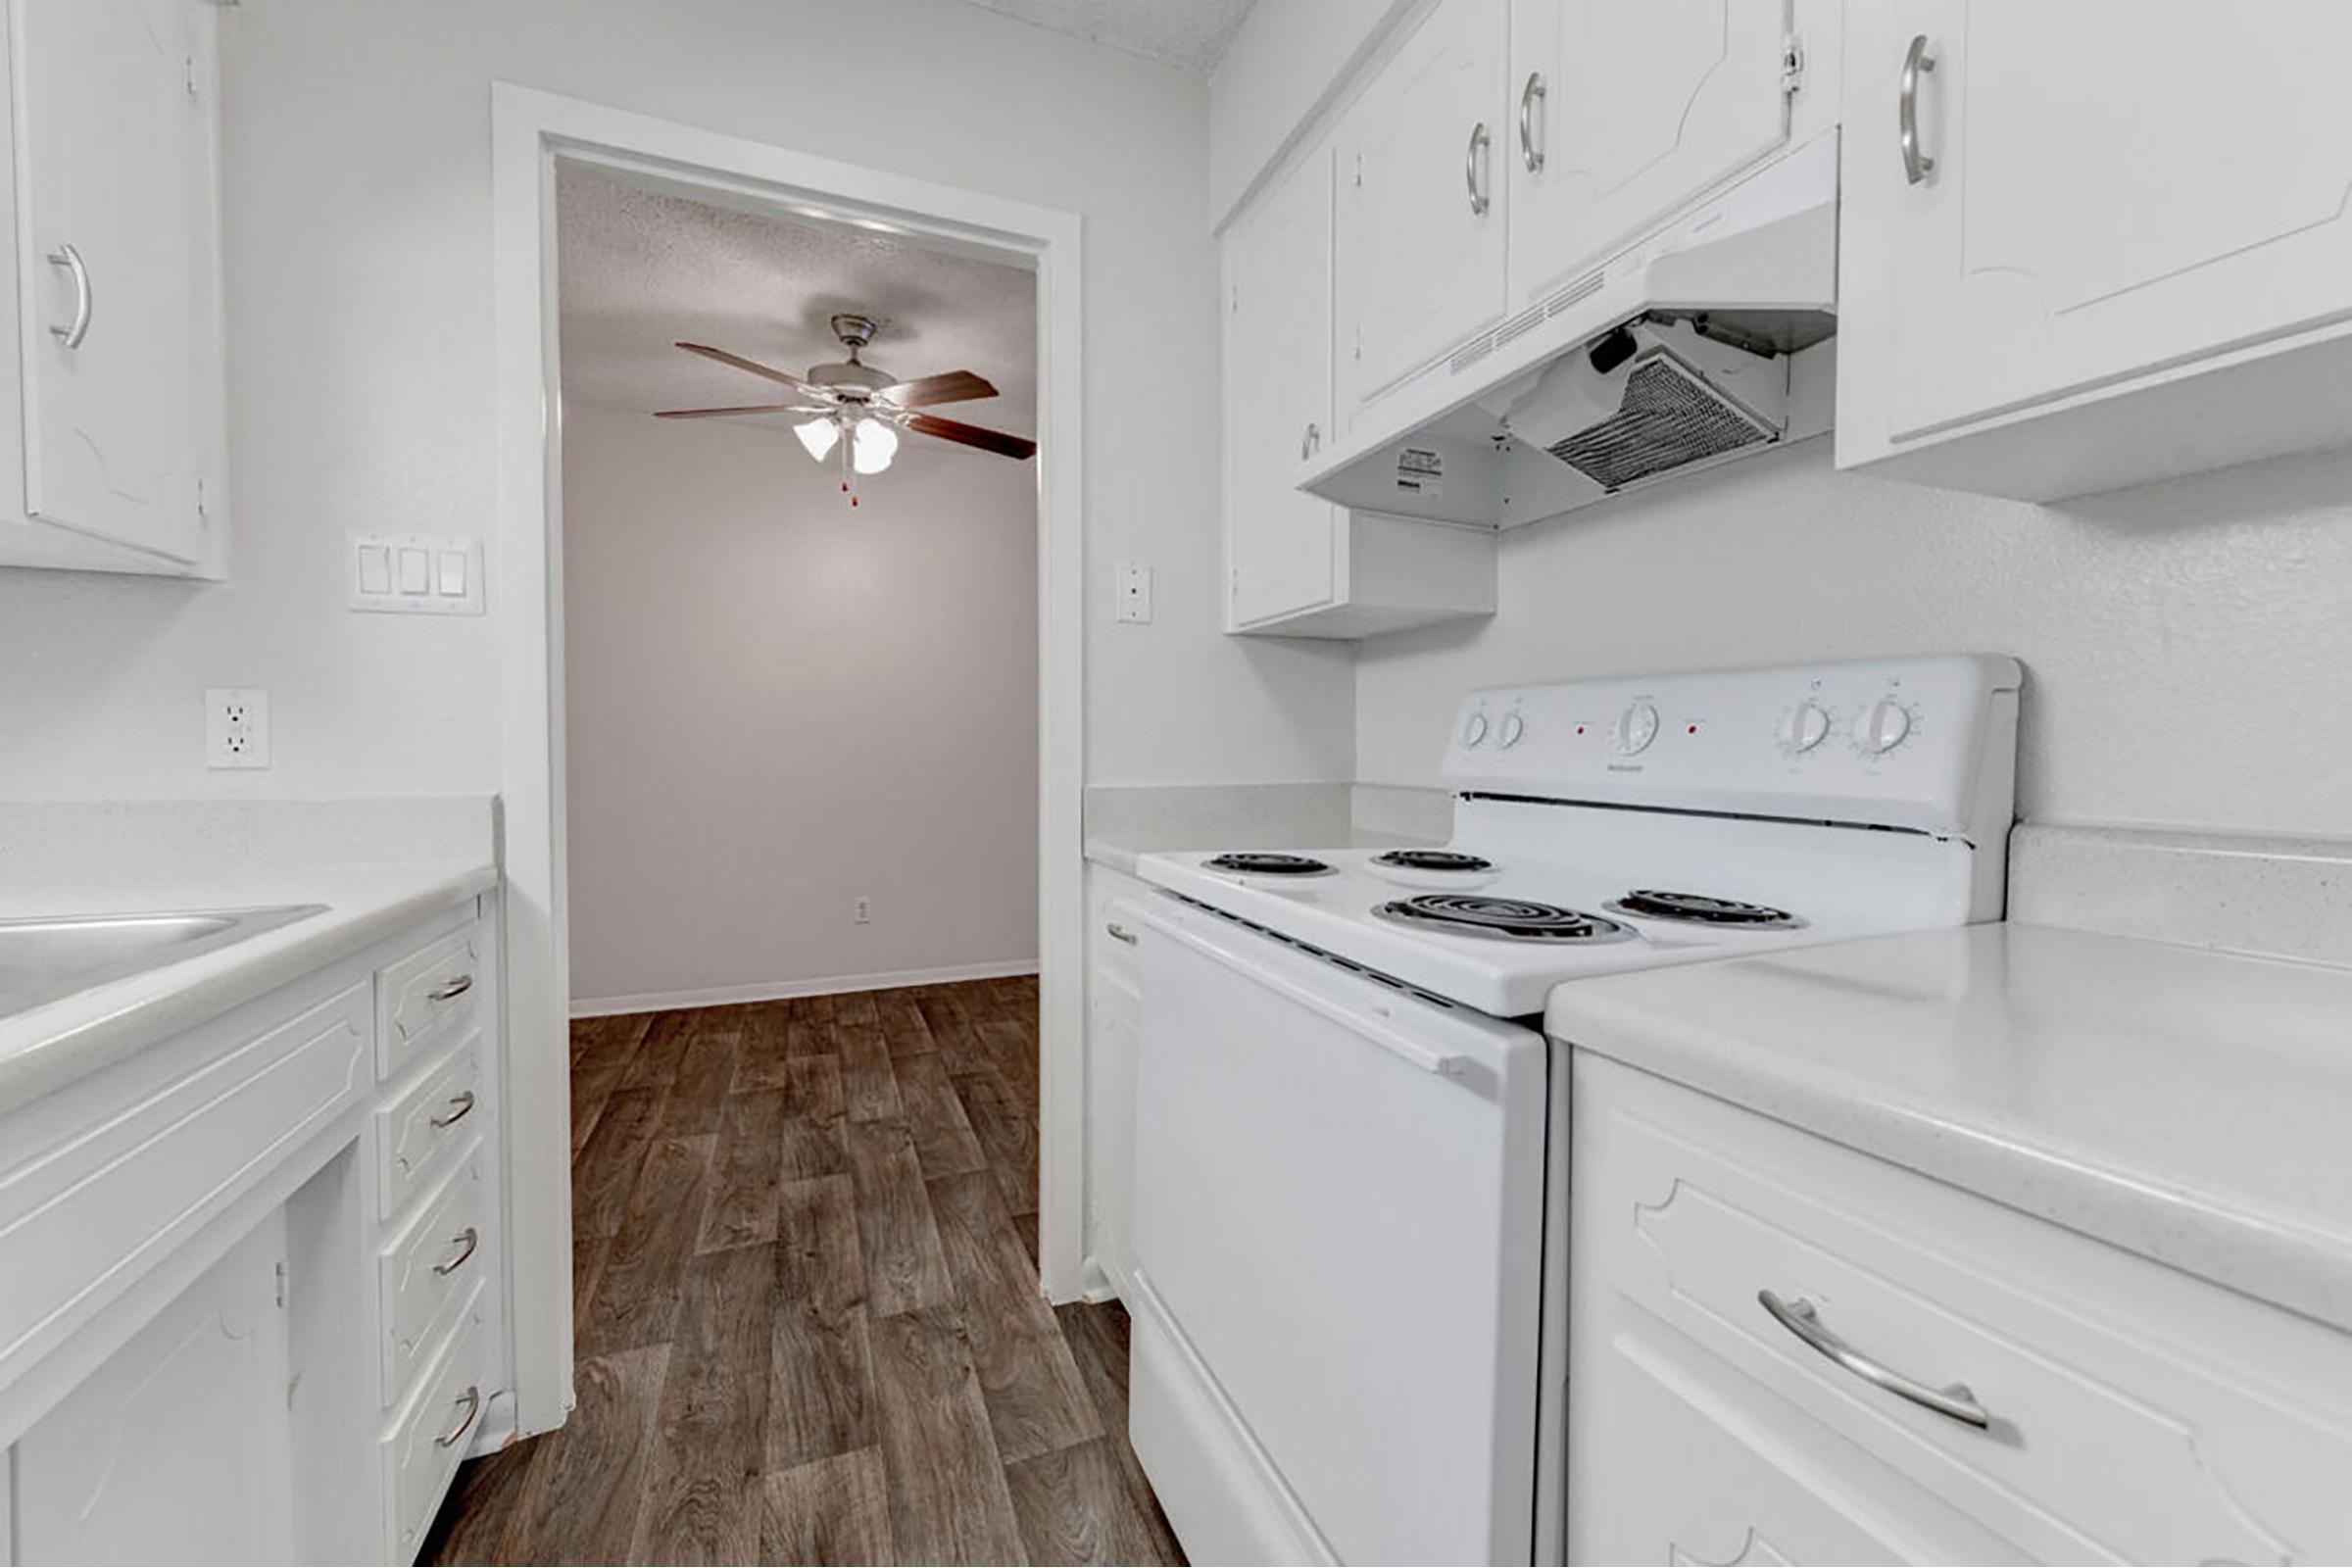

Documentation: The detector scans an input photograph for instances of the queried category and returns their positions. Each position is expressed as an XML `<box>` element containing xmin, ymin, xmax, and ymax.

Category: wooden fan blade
<box><xmin>674</xmin><ymin>340</ymin><xmax>812</xmax><ymax>390</ymax></box>
<box><xmin>653</xmin><ymin>403</ymin><xmax>824</xmax><ymax>419</ymax></box>
<box><xmin>879</xmin><ymin>368</ymin><xmax>999</xmax><ymax>409</ymax></box>
<box><xmin>906</xmin><ymin>413</ymin><xmax>1038</xmax><ymax>461</ymax></box>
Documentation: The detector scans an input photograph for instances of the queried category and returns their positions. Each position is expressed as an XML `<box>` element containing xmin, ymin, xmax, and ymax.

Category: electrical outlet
<box><xmin>854</xmin><ymin>897</ymin><xmax>872</xmax><ymax>925</ymax></box>
<box><xmin>1114</xmin><ymin>563</ymin><xmax>1153</xmax><ymax>623</ymax></box>
<box><xmin>205</xmin><ymin>688</ymin><xmax>271</xmax><ymax>769</ymax></box>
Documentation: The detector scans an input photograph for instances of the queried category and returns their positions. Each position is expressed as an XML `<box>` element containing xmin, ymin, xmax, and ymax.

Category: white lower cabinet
<box><xmin>384</xmin><ymin>1301</ymin><xmax>491</xmax><ymax>1562</ymax></box>
<box><xmin>14</xmin><ymin>1210</ymin><xmax>299</xmax><ymax>1565</ymax></box>
<box><xmin>1084</xmin><ymin>863</ymin><xmax>1148</xmax><ymax>1298</ymax></box>
<box><xmin>0</xmin><ymin>895</ymin><xmax>507</xmax><ymax>1565</ymax></box>
<box><xmin>1571</xmin><ymin>1053</ymin><xmax>2352</xmax><ymax>1565</ymax></box>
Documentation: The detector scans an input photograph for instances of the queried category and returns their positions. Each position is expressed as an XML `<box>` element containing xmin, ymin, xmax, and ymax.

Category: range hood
<box><xmin>1298</xmin><ymin>131</ymin><xmax>1839</xmax><ymax>530</ymax></box>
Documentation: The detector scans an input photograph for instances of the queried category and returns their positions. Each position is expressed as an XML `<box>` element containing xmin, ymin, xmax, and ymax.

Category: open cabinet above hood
<box><xmin>1298</xmin><ymin>132</ymin><xmax>1839</xmax><ymax>530</ymax></box>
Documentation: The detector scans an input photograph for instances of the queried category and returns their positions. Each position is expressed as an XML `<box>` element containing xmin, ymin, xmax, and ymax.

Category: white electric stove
<box><xmin>1111</xmin><ymin>655</ymin><xmax>2023</xmax><ymax>1566</ymax></box>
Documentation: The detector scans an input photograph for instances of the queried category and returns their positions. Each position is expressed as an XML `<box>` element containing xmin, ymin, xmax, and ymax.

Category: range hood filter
<box><xmin>1546</xmin><ymin>348</ymin><xmax>1779</xmax><ymax>492</ymax></box>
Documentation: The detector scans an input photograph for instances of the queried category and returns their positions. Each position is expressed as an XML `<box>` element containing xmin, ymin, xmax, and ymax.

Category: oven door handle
<box><xmin>1112</xmin><ymin>899</ymin><xmax>1471</xmax><ymax>1078</ymax></box>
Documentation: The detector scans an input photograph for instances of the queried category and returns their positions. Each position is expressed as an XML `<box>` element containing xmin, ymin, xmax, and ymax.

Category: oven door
<box><xmin>1118</xmin><ymin>894</ymin><xmax>1548</xmax><ymax>1567</ymax></box>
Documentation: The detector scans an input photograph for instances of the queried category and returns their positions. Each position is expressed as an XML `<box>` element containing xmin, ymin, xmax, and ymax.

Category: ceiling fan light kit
<box><xmin>656</xmin><ymin>311</ymin><xmax>1035</xmax><ymax>507</ymax></box>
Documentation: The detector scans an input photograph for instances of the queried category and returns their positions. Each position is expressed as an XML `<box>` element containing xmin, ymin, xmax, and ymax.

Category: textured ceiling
<box><xmin>956</xmin><ymin>0</ymin><xmax>1255</xmax><ymax>74</ymax></box>
<box><xmin>556</xmin><ymin>167</ymin><xmax>1036</xmax><ymax>451</ymax></box>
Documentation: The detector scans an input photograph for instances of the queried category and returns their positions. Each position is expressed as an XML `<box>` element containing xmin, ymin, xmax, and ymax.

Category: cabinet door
<box><xmin>1845</xmin><ymin>1</ymin><xmax>2352</xmax><ymax>447</ymax></box>
<box><xmin>14</xmin><ymin>1210</ymin><xmax>298</xmax><ymax>1565</ymax></box>
<box><xmin>12</xmin><ymin>0</ymin><xmax>220</xmax><ymax>566</ymax></box>
<box><xmin>1507</xmin><ymin>0</ymin><xmax>1792</xmax><ymax>310</ymax></box>
<box><xmin>1336</xmin><ymin>0</ymin><xmax>1507</xmax><ymax>416</ymax></box>
<box><xmin>1225</xmin><ymin>145</ymin><xmax>1339</xmax><ymax>629</ymax></box>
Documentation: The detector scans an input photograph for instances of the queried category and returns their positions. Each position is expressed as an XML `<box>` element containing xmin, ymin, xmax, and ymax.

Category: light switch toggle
<box><xmin>349</xmin><ymin>532</ymin><xmax>484</xmax><ymax>615</ymax></box>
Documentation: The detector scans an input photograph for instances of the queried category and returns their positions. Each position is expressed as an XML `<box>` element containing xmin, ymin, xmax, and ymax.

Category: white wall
<box><xmin>1356</xmin><ymin>439</ymin><xmax>2352</xmax><ymax>838</ymax></box>
<box><xmin>1207</xmin><ymin>0</ymin><xmax>1404</xmax><ymax>225</ymax></box>
<box><xmin>0</xmin><ymin>0</ymin><xmax>1353</xmax><ymax>801</ymax></box>
<box><xmin>562</xmin><ymin>406</ymin><xmax>1036</xmax><ymax>1006</ymax></box>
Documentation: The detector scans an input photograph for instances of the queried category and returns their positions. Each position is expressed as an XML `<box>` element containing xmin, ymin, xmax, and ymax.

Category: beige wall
<box><xmin>562</xmin><ymin>404</ymin><xmax>1039</xmax><ymax>1006</ymax></box>
<box><xmin>0</xmin><ymin>0</ymin><xmax>1354</xmax><ymax>800</ymax></box>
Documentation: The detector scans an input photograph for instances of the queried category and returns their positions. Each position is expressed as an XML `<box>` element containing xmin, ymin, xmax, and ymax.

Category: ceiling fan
<box><xmin>656</xmin><ymin>313</ymin><xmax>1036</xmax><ymax>506</ymax></box>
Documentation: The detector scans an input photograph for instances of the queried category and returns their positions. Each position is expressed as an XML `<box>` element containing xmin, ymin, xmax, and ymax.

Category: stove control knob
<box><xmin>1779</xmin><ymin>701</ymin><xmax>1832</xmax><ymax>754</ymax></box>
<box><xmin>1860</xmin><ymin>697</ymin><xmax>1914</xmax><ymax>755</ymax></box>
<box><xmin>1613</xmin><ymin>701</ymin><xmax>1660</xmax><ymax>756</ymax></box>
<box><xmin>1498</xmin><ymin>711</ymin><xmax>1526</xmax><ymax>749</ymax></box>
<box><xmin>1461</xmin><ymin>710</ymin><xmax>1490</xmax><ymax>748</ymax></box>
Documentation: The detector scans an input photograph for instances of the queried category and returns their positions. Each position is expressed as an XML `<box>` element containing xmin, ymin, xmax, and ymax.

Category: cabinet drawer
<box><xmin>377</xmin><ymin>1031</ymin><xmax>484</xmax><ymax>1222</ymax></box>
<box><xmin>376</xmin><ymin>920</ymin><xmax>483</xmax><ymax>1081</ymax></box>
<box><xmin>0</xmin><ymin>981</ymin><xmax>368</xmax><ymax>1388</ymax></box>
<box><xmin>384</xmin><ymin>1306</ymin><xmax>490</xmax><ymax>1562</ymax></box>
<box><xmin>1580</xmin><ymin>1056</ymin><xmax>2352</xmax><ymax>1564</ymax></box>
<box><xmin>379</xmin><ymin>1145</ymin><xmax>493</xmax><ymax>1403</ymax></box>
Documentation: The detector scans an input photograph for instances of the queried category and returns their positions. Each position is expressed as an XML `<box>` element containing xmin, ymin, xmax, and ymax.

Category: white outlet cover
<box><xmin>1114</xmin><ymin>562</ymin><xmax>1153</xmax><ymax>623</ymax></box>
<box><xmin>348</xmin><ymin>531</ymin><xmax>484</xmax><ymax>615</ymax></box>
<box><xmin>205</xmin><ymin>688</ymin><xmax>271</xmax><ymax>769</ymax></box>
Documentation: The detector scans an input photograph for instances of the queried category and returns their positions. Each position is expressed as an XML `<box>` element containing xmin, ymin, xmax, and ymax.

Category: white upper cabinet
<box><xmin>1838</xmin><ymin>1</ymin><xmax>2352</xmax><ymax>498</ymax></box>
<box><xmin>1506</xmin><ymin>0</ymin><xmax>1793</xmax><ymax>311</ymax></box>
<box><xmin>1225</xmin><ymin>144</ymin><xmax>1339</xmax><ymax>630</ymax></box>
<box><xmin>1</xmin><ymin>0</ymin><xmax>226</xmax><ymax>575</ymax></box>
<box><xmin>1222</xmin><ymin>134</ymin><xmax>1495</xmax><ymax>640</ymax></box>
<box><xmin>1335</xmin><ymin>0</ymin><xmax>1508</xmax><ymax>422</ymax></box>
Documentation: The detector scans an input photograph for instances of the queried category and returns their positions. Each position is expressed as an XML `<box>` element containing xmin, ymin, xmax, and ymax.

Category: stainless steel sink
<box><xmin>0</xmin><ymin>905</ymin><xmax>329</xmax><ymax>1021</ymax></box>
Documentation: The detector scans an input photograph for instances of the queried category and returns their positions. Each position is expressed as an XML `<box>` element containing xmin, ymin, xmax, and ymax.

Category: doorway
<box><xmin>490</xmin><ymin>87</ymin><xmax>1088</xmax><ymax>1448</ymax></box>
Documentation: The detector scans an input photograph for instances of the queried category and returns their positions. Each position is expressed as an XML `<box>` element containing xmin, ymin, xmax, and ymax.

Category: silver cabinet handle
<box><xmin>1898</xmin><ymin>33</ymin><xmax>1937</xmax><ymax>185</ymax></box>
<box><xmin>428</xmin><ymin>973</ymin><xmax>474</xmax><ymax>1003</ymax></box>
<box><xmin>46</xmin><ymin>244</ymin><xmax>89</xmax><ymax>348</ymax></box>
<box><xmin>1465</xmin><ymin>122</ymin><xmax>1492</xmax><ymax>215</ymax></box>
<box><xmin>1518</xmin><ymin>73</ymin><xmax>1546</xmax><ymax>172</ymax></box>
<box><xmin>430</xmin><ymin>1089</ymin><xmax>477</xmax><ymax>1129</ymax></box>
<box><xmin>435</xmin><ymin>1384</ymin><xmax>483</xmax><ymax>1447</ymax></box>
<box><xmin>433</xmin><ymin>1226</ymin><xmax>480</xmax><ymax>1276</ymax></box>
<box><xmin>1105</xmin><ymin>921</ymin><xmax>1137</xmax><ymax>946</ymax></box>
<box><xmin>1758</xmin><ymin>1290</ymin><xmax>1988</xmax><ymax>1429</ymax></box>
<box><xmin>1298</xmin><ymin>422</ymin><xmax>1320</xmax><ymax>461</ymax></box>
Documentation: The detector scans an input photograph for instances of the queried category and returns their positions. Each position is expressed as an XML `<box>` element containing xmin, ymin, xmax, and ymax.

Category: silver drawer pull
<box><xmin>427</xmin><ymin>973</ymin><xmax>474</xmax><ymax>1003</ymax></box>
<box><xmin>433</xmin><ymin>1226</ymin><xmax>479</xmax><ymax>1276</ymax></box>
<box><xmin>430</xmin><ymin>1089</ymin><xmax>476</xmax><ymax>1129</ymax></box>
<box><xmin>1105</xmin><ymin>921</ymin><xmax>1137</xmax><ymax>946</ymax></box>
<box><xmin>1758</xmin><ymin>1290</ymin><xmax>1989</xmax><ymax>1429</ymax></box>
<box><xmin>435</xmin><ymin>1384</ymin><xmax>482</xmax><ymax>1447</ymax></box>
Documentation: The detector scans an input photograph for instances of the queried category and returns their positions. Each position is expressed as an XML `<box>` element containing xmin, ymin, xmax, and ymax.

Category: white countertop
<box><xmin>1546</xmin><ymin>921</ymin><xmax>2352</xmax><ymax>1335</ymax></box>
<box><xmin>0</xmin><ymin>859</ymin><xmax>496</xmax><ymax>1118</ymax></box>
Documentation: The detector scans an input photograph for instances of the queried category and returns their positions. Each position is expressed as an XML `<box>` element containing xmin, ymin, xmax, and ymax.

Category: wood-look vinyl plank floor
<box><xmin>423</xmin><ymin>979</ymin><xmax>1182</xmax><ymax>1567</ymax></box>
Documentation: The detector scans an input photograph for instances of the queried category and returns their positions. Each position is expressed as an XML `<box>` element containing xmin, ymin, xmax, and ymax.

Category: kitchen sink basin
<box><xmin>0</xmin><ymin>905</ymin><xmax>329</xmax><ymax>1022</ymax></box>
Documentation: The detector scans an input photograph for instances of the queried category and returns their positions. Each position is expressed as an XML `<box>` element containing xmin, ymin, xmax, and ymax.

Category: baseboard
<box><xmin>571</xmin><ymin>957</ymin><xmax>1040</xmax><ymax>1019</ymax></box>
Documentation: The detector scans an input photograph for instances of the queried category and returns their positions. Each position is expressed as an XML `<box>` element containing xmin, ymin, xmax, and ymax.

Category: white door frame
<box><xmin>491</xmin><ymin>83</ymin><xmax>1088</xmax><ymax>1436</ymax></box>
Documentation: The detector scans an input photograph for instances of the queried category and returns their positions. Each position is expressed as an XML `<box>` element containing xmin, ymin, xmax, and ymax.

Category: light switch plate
<box><xmin>1114</xmin><ymin>563</ymin><xmax>1153</xmax><ymax>623</ymax></box>
<box><xmin>348</xmin><ymin>531</ymin><xmax>484</xmax><ymax>615</ymax></box>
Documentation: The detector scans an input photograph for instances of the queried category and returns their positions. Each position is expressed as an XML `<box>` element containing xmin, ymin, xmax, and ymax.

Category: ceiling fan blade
<box><xmin>653</xmin><ymin>403</ymin><xmax>826</xmax><ymax>419</ymax></box>
<box><xmin>879</xmin><ymin>369</ymin><xmax>999</xmax><ymax>409</ymax></box>
<box><xmin>905</xmin><ymin>413</ymin><xmax>1038</xmax><ymax>461</ymax></box>
<box><xmin>673</xmin><ymin>340</ymin><xmax>813</xmax><ymax>391</ymax></box>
